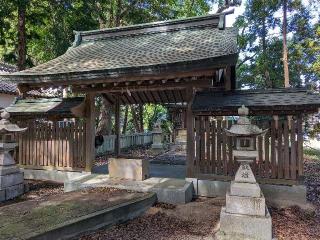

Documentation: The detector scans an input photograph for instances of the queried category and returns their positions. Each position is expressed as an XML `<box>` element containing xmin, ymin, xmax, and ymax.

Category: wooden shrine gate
<box><xmin>15</xmin><ymin>120</ymin><xmax>86</xmax><ymax>171</ymax></box>
<box><xmin>192</xmin><ymin>115</ymin><xmax>304</xmax><ymax>183</ymax></box>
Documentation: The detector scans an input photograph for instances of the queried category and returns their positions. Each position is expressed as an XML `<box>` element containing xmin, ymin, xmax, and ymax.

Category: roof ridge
<box><xmin>73</xmin><ymin>11</ymin><xmax>234</xmax><ymax>46</ymax></box>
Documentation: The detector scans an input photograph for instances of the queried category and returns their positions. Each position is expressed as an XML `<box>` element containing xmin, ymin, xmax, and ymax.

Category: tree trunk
<box><xmin>131</xmin><ymin>106</ymin><xmax>140</xmax><ymax>133</ymax></box>
<box><xmin>17</xmin><ymin>0</ymin><xmax>27</xmax><ymax>71</ymax></box>
<box><xmin>139</xmin><ymin>104</ymin><xmax>143</xmax><ymax>132</ymax></box>
<box><xmin>96</xmin><ymin>95</ymin><xmax>113</xmax><ymax>136</ymax></box>
<box><xmin>283</xmin><ymin>0</ymin><xmax>290</xmax><ymax>88</ymax></box>
<box><xmin>122</xmin><ymin>106</ymin><xmax>128</xmax><ymax>134</ymax></box>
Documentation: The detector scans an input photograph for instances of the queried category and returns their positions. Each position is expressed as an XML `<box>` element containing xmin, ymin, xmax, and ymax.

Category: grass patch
<box><xmin>304</xmin><ymin>147</ymin><xmax>320</xmax><ymax>160</ymax></box>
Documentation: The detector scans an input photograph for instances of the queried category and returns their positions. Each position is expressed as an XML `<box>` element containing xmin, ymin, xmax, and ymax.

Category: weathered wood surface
<box><xmin>192</xmin><ymin>116</ymin><xmax>304</xmax><ymax>181</ymax></box>
<box><xmin>16</xmin><ymin>120</ymin><xmax>86</xmax><ymax>170</ymax></box>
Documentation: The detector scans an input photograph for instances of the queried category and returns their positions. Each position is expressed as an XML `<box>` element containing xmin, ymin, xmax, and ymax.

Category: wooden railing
<box><xmin>192</xmin><ymin>115</ymin><xmax>304</xmax><ymax>182</ymax></box>
<box><xmin>16</xmin><ymin>120</ymin><xmax>86</xmax><ymax>171</ymax></box>
<box><xmin>96</xmin><ymin>133</ymin><xmax>153</xmax><ymax>155</ymax></box>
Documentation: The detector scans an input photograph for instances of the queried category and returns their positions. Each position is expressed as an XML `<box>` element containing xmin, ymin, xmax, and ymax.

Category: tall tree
<box><xmin>282</xmin><ymin>0</ymin><xmax>289</xmax><ymax>87</ymax></box>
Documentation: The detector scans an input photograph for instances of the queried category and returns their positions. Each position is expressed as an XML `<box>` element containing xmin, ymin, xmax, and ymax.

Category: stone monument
<box><xmin>217</xmin><ymin>105</ymin><xmax>272</xmax><ymax>240</ymax></box>
<box><xmin>0</xmin><ymin>110</ymin><xmax>27</xmax><ymax>202</ymax></box>
<box><xmin>151</xmin><ymin>120</ymin><xmax>164</xmax><ymax>152</ymax></box>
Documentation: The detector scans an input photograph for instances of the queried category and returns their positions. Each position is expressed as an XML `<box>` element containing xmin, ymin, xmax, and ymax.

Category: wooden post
<box><xmin>186</xmin><ymin>87</ymin><xmax>195</xmax><ymax>178</ymax></box>
<box><xmin>115</xmin><ymin>96</ymin><xmax>121</xmax><ymax>157</ymax></box>
<box><xmin>85</xmin><ymin>93</ymin><xmax>96</xmax><ymax>172</ymax></box>
<box><xmin>224</xmin><ymin>66</ymin><xmax>232</xmax><ymax>91</ymax></box>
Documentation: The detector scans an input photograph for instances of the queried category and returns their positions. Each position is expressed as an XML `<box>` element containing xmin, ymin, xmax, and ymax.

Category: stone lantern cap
<box><xmin>0</xmin><ymin>110</ymin><xmax>27</xmax><ymax>134</ymax></box>
<box><xmin>225</xmin><ymin>105</ymin><xmax>268</xmax><ymax>137</ymax></box>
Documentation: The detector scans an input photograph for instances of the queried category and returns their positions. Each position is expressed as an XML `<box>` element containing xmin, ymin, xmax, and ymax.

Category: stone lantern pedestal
<box><xmin>0</xmin><ymin>111</ymin><xmax>27</xmax><ymax>202</ymax></box>
<box><xmin>217</xmin><ymin>106</ymin><xmax>272</xmax><ymax>240</ymax></box>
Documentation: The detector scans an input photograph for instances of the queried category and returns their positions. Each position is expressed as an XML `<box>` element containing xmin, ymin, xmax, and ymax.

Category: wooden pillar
<box><xmin>85</xmin><ymin>93</ymin><xmax>96</xmax><ymax>172</ymax></box>
<box><xmin>224</xmin><ymin>66</ymin><xmax>232</xmax><ymax>91</ymax></box>
<box><xmin>186</xmin><ymin>87</ymin><xmax>195</xmax><ymax>178</ymax></box>
<box><xmin>115</xmin><ymin>96</ymin><xmax>121</xmax><ymax>157</ymax></box>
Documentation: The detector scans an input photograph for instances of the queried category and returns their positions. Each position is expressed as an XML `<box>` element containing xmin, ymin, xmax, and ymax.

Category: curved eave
<box><xmin>0</xmin><ymin>53</ymin><xmax>238</xmax><ymax>85</ymax></box>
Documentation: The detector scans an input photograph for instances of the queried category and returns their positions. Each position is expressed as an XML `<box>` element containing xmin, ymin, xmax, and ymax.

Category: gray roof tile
<box><xmin>0</xmin><ymin>14</ymin><xmax>238</xmax><ymax>84</ymax></box>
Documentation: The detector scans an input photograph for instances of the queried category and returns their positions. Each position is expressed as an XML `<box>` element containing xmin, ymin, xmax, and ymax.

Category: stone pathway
<box><xmin>0</xmin><ymin>188</ymin><xmax>149</xmax><ymax>240</ymax></box>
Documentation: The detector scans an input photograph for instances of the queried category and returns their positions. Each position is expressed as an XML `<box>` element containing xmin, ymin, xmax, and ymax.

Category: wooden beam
<box><xmin>115</xmin><ymin>96</ymin><xmax>121</xmax><ymax>157</ymax></box>
<box><xmin>186</xmin><ymin>87</ymin><xmax>195</xmax><ymax>178</ymax></box>
<box><xmin>85</xmin><ymin>93</ymin><xmax>96</xmax><ymax>172</ymax></box>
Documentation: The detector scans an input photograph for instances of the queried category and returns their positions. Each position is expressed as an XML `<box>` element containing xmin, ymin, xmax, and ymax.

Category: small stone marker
<box><xmin>0</xmin><ymin>110</ymin><xmax>27</xmax><ymax>201</ymax></box>
<box><xmin>217</xmin><ymin>105</ymin><xmax>272</xmax><ymax>240</ymax></box>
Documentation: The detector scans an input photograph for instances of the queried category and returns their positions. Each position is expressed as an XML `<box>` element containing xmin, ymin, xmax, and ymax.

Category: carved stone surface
<box><xmin>234</xmin><ymin>163</ymin><xmax>257</xmax><ymax>184</ymax></box>
<box><xmin>226</xmin><ymin>191</ymin><xmax>266</xmax><ymax>216</ymax></box>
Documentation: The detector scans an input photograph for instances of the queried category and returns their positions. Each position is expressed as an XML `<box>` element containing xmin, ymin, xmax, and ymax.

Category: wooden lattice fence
<box><xmin>15</xmin><ymin>120</ymin><xmax>86</xmax><ymax>171</ymax></box>
<box><xmin>193</xmin><ymin>115</ymin><xmax>304</xmax><ymax>182</ymax></box>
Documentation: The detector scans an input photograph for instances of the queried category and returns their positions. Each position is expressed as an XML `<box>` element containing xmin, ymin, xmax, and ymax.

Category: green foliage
<box><xmin>235</xmin><ymin>0</ymin><xmax>319</xmax><ymax>89</ymax></box>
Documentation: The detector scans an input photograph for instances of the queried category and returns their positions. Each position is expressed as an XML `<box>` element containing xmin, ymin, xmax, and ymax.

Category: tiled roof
<box><xmin>6</xmin><ymin>97</ymin><xmax>84</xmax><ymax>117</ymax></box>
<box><xmin>0</xmin><ymin>13</ymin><xmax>238</xmax><ymax>84</ymax></box>
<box><xmin>0</xmin><ymin>63</ymin><xmax>18</xmax><ymax>94</ymax></box>
<box><xmin>192</xmin><ymin>88</ymin><xmax>320</xmax><ymax>115</ymax></box>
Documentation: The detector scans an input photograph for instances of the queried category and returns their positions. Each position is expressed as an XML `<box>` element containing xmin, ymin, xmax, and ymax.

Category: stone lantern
<box><xmin>0</xmin><ymin>110</ymin><xmax>27</xmax><ymax>202</ymax></box>
<box><xmin>151</xmin><ymin>121</ymin><xmax>163</xmax><ymax>152</ymax></box>
<box><xmin>217</xmin><ymin>105</ymin><xmax>272</xmax><ymax>240</ymax></box>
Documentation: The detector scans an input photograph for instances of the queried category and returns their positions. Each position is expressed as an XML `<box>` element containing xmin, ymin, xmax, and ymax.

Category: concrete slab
<box><xmin>108</xmin><ymin>158</ymin><xmax>149</xmax><ymax>181</ymax></box>
<box><xmin>22</xmin><ymin>169</ymin><xmax>91</xmax><ymax>183</ymax></box>
<box><xmin>188</xmin><ymin>178</ymin><xmax>310</xmax><ymax>209</ymax></box>
<box><xmin>65</xmin><ymin>175</ymin><xmax>193</xmax><ymax>204</ymax></box>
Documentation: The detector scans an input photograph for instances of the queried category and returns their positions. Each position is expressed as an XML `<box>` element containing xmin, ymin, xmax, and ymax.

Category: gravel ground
<box><xmin>78</xmin><ymin>196</ymin><xmax>320</xmax><ymax>240</ymax></box>
<box><xmin>304</xmin><ymin>158</ymin><xmax>320</xmax><ymax>205</ymax></box>
<box><xmin>0</xmin><ymin>180</ymin><xmax>63</xmax><ymax>207</ymax></box>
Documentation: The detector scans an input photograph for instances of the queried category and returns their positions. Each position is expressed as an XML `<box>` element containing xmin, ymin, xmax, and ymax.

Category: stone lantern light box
<box><xmin>0</xmin><ymin>110</ymin><xmax>27</xmax><ymax>202</ymax></box>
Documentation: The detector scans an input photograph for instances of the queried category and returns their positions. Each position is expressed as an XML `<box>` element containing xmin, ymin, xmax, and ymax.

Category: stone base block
<box><xmin>150</xmin><ymin>179</ymin><xmax>193</xmax><ymax>204</ymax></box>
<box><xmin>226</xmin><ymin>191</ymin><xmax>266</xmax><ymax>216</ymax></box>
<box><xmin>220</xmin><ymin>207</ymin><xmax>272</xmax><ymax>240</ymax></box>
<box><xmin>151</xmin><ymin>143</ymin><xmax>163</xmax><ymax>149</ymax></box>
<box><xmin>0</xmin><ymin>189</ymin><xmax>5</xmax><ymax>201</ymax></box>
<box><xmin>5</xmin><ymin>183</ymin><xmax>24</xmax><ymax>200</ymax></box>
<box><xmin>108</xmin><ymin>158</ymin><xmax>149</xmax><ymax>181</ymax></box>
<box><xmin>230</xmin><ymin>181</ymin><xmax>261</xmax><ymax>197</ymax></box>
<box><xmin>0</xmin><ymin>172</ymin><xmax>24</xmax><ymax>189</ymax></box>
<box><xmin>0</xmin><ymin>165</ymin><xmax>20</xmax><ymax>176</ymax></box>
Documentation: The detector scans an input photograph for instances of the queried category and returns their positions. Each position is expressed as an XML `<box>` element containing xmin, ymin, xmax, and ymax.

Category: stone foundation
<box><xmin>219</xmin><ymin>207</ymin><xmax>272</xmax><ymax>240</ymax></box>
<box><xmin>108</xmin><ymin>158</ymin><xmax>149</xmax><ymax>181</ymax></box>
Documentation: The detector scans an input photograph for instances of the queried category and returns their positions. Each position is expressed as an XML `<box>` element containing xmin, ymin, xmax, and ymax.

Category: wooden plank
<box><xmin>200</xmin><ymin>116</ymin><xmax>205</xmax><ymax>174</ymax></box>
<box><xmin>205</xmin><ymin>117</ymin><xmax>210</xmax><ymax>174</ymax></box>
<box><xmin>85</xmin><ymin>93</ymin><xmax>96</xmax><ymax>172</ymax></box>
<box><xmin>216</xmin><ymin>118</ymin><xmax>222</xmax><ymax>174</ymax></box>
<box><xmin>195</xmin><ymin>117</ymin><xmax>201</xmax><ymax>175</ymax></box>
<box><xmin>70</xmin><ymin>122</ymin><xmax>75</xmax><ymax>168</ymax></box>
<box><xmin>186</xmin><ymin>87</ymin><xmax>195</xmax><ymax>178</ymax></box>
<box><xmin>270</xmin><ymin>118</ymin><xmax>277</xmax><ymax>178</ymax></box>
<box><xmin>283</xmin><ymin>120</ymin><xmax>290</xmax><ymax>179</ymax></box>
<box><xmin>222</xmin><ymin>120</ymin><xmax>227</xmax><ymax>175</ymax></box>
<box><xmin>297</xmin><ymin>115</ymin><xmax>303</xmax><ymax>177</ymax></box>
<box><xmin>211</xmin><ymin>120</ymin><xmax>216</xmax><ymax>174</ymax></box>
<box><xmin>290</xmin><ymin>118</ymin><xmax>297</xmax><ymax>180</ymax></box>
<box><xmin>264</xmin><ymin>126</ymin><xmax>270</xmax><ymax>178</ymax></box>
<box><xmin>258</xmin><ymin>135</ymin><xmax>263</xmax><ymax>177</ymax></box>
<box><xmin>277</xmin><ymin>120</ymin><xmax>283</xmax><ymax>179</ymax></box>
<box><xmin>115</xmin><ymin>96</ymin><xmax>121</xmax><ymax>157</ymax></box>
